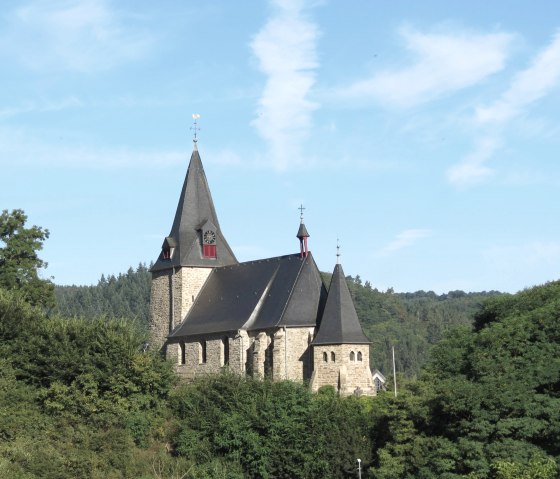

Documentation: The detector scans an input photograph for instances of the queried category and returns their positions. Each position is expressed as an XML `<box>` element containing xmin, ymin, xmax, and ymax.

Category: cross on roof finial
<box><xmin>191</xmin><ymin>114</ymin><xmax>201</xmax><ymax>144</ymax></box>
<box><xmin>299</xmin><ymin>204</ymin><xmax>306</xmax><ymax>223</ymax></box>
<box><xmin>336</xmin><ymin>238</ymin><xmax>341</xmax><ymax>264</ymax></box>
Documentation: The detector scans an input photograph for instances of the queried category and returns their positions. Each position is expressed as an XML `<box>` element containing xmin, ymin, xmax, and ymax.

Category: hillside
<box><xmin>56</xmin><ymin>266</ymin><xmax>502</xmax><ymax>377</ymax></box>
<box><xmin>4</xmin><ymin>280</ymin><xmax>559</xmax><ymax>478</ymax></box>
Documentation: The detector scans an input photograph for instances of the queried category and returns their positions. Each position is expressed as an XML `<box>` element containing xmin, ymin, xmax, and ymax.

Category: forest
<box><xmin>1</xmin><ymin>209</ymin><xmax>559</xmax><ymax>478</ymax></box>
<box><xmin>55</xmin><ymin>265</ymin><xmax>502</xmax><ymax>377</ymax></box>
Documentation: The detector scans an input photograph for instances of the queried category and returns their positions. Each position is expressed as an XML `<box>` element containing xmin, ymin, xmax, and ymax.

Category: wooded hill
<box><xmin>56</xmin><ymin>266</ymin><xmax>502</xmax><ymax>377</ymax></box>
<box><xmin>3</xmin><ymin>279</ymin><xmax>559</xmax><ymax>478</ymax></box>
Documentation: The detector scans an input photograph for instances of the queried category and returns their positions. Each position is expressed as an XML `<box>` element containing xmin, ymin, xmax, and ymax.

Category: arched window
<box><xmin>323</xmin><ymin>351</ymin><xmax>328</xmax><ymax>362</ymax></box>
<box><xmin>331</xmin><ymin>351</ymin><xmax>336</xmax><ymax>362</ymax></box>
<box><xmin>350</xmin><ymin>351</ymin><xmax>355</xmax><ymax>361</ymax></box>
<box><xmin>357</xmin><ymin>351</ymin><xmax>363</xmax><ymax>362</ymax></box>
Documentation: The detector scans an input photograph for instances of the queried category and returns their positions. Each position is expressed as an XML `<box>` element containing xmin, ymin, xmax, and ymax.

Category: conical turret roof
<box><xmin>151</xmin><ymin>146</ymin><xmax>237</xmax><ymax>271</ymax></box>
<box><xmin>312</xmin><ymin>263</ymin><xmax>370</xmax><ymax>345</ymax></box>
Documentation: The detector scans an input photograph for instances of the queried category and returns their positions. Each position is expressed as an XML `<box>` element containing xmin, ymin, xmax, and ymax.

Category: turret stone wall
<box><xmin>310</xmin><ymin>344</ymin><xmax>375</xmax><ymax>396</ymax></box>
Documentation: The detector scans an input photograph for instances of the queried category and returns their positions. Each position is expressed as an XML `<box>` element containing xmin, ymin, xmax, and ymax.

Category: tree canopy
<box><xmin>1</xmin><ymin>275</ymin><xmax>559</xmax><ymax>477</ymax></box>
<box><xmin>0</xmin><ymin>209</ymin><xmax>55</xmax><ymax>308</ymax></box>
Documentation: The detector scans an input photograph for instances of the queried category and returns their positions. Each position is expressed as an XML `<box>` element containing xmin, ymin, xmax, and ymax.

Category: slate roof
<box><xmin>312</xmin><ymin>263</ymin><xmax>371</xmax><ymax>345</ymax></box>
<box><xmin>151</xmin><ymin>146</ymin><xmax>237</xmax><ymax>272</ymax></box>
<box><xmin>169</xmin><ymin>252</ymin><xmax>327</xmax><ymax>338</ymax></box>
<box><xmin>297</xmin><ymin>222</ymin><xmax>309</xmax><ymax>238</ymax></box>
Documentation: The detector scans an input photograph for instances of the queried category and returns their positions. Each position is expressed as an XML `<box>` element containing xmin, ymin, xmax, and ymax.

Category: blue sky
<box><xmin>2</xmin><ymin>0</ymin><xmax>560</xmax><ymax>293</ymax></box>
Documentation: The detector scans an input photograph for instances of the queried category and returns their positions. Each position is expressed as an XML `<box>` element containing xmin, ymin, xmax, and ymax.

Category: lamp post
<box><xmin>357</xmin><ymin>458</ymin><xmax>362</xmax><ymax>479</ymax></box>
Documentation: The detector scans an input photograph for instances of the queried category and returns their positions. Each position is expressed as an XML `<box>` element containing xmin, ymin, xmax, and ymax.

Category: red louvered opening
<box><xmin>203</xmin><ymin>244</ymin><xmax>216</xmax><ymax>258</ymax></box>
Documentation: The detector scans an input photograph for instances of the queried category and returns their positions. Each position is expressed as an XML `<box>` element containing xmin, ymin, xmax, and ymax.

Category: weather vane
<box><xmin>298</xmin><ymin>204</ymin><xmax>306</xmax><ymax>222</ymax></box>
<box><xmin>191</xmin><ymin>113</ymin><xmax>201</xmax><ymax>143</ymax></box>
<box><xmin>336</xmin><ymin>238</ymin><xmax>341</xmax><ymax>264</ymax></box>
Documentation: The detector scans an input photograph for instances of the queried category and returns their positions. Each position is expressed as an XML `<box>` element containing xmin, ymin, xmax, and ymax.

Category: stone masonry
<box><xmin>310</xmin><ymin>344</ymin><xmax>375</xmax><ymax>396</ymax></box>
<box><xmin>149</xmin><ymin>266</ymin><xmax>211</xmax><ymax>352</ymax></box>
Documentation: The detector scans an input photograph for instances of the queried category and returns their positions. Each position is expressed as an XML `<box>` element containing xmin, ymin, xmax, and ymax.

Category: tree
<box><xmin>0</xmin><ymin>209</ymin><xmax>54</xmax><ymax>308</ymax></box>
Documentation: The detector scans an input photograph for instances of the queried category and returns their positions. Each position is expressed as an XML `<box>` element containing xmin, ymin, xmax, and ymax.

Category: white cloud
<box><xmin>251</xmin><ymin>0</ymin><xmax>319</xmax><ymax>170</ymax></box>
<box><xmin>379</xmin><ymin>229</ymin><xmax>432</xmax><ymax>256</ymax></box>
<box><xmin>0</xmin><ymin>0</ymin><xmax>154</xmax><ymax>72</ymax></box>
<box><xmin>338</xmin><ymin>26</ymin><xmax>513</xmax><ymax>108</ymax></box>
<box><xmin>446</xmin><ymin>137</ymin><xmax>499</xmax><ymax>188</ymax></box>
<box><xmin>476</xmin><ymin>30</ymin><xmax>560</xmax><ymax>124</ymax></box>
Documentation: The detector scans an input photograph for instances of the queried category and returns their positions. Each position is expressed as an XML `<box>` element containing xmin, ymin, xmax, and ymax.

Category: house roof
<box><xmin>169</xmin><ymin>252</ymin><xmax>327</xmax><ymax>338</ymax></box>
<box><xmin>312</xmin><ymin>263</ymin><xmax>371</xmax><ymax>345</ymax></box>
<box><xmin>151</xmin><ymin>146</ymin><xmax>237</xmax><ymax>272</ymax></box>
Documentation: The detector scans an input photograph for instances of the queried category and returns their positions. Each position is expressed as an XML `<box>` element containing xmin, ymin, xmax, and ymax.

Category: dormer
<box><xmin>200</xmin><ymin>220</ymin><xmax>217</xmax><ymax>259</ymax></box>
<box><xmin>161</xmin><ymin>236</ymin><xmax>177</xmax><ymax>260</ymax></box>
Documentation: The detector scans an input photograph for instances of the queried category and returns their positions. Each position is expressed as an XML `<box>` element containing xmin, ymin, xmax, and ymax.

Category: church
<box><xmin>149</xmin><ymin>137</ymin><xmax>377</xmax><ymax>396</ymax></box>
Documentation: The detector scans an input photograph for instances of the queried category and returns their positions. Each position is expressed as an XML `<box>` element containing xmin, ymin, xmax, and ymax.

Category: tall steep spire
<box><xmin>151</xmin><ymin>146</ymin><xmax>237</xmax><ymax>271</ymax></box>
<box><xmin>312</xmin><ymin>263</ymin><xmax>370</xmax><ymax>345</ymax></box>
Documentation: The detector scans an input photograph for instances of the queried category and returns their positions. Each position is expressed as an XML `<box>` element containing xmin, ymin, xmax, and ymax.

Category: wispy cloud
<box><xmin>0</xmin><ymin>97</ymin><xmax>83</xmax><ymax>120</ymax></box>
<box><xmin>446</xmin><ymin>137</ymin><xmax>500</xmax><ymax>188</ymax></box>
<box><xmin>379</xmin><ymin>229</ymin><xmax>432</xmax><ymax>256</ymax></box>
<box><xmin>251</xmin><ymin>0</ymin><xmax>319</xmax><ymax>170</ymax></box>
<box><xmin>476</xmin><ymin>30</ymin><xmax>560</xmax><ymax>124</ymax></box>
<box><xmin>0</xmin><ymin>0</ymin><xmax>154</xmax><ymax>72</ymax></box>
<box><xmin>337</xmin><ymin>26</ymin><xmax>513</xmax><ymax>108</ymax></box>
<box><xmin>448</xmin><ymin>31</ymin><xmax>560</xmax><ymax>189</ymax></box>
<box><xmin>0</xmin><ymin>127</ymin><xmax>185</xmax><ymax>169</ymax></box>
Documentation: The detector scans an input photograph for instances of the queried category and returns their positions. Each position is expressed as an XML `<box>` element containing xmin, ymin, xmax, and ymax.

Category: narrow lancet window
<box><xmin>199</xmin><ymin>341</ymin><xmax>207</xmax><ymax>364</ymax></box>
<box><xmin>222</xmin><ymin>337</ymin><xmax>229</xmax><ymax>366</ymax></box>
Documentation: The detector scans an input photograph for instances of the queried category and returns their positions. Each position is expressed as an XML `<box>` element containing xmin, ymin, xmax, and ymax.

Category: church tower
<box><xmin>149</xmin><ymin>140</ymin><xmax>237</xmax><ymax>353</ymax></box>
<box><xmin>310</xmin><ymin>257</ymin><xmax>375</xmax><ymax>396</ymax></box>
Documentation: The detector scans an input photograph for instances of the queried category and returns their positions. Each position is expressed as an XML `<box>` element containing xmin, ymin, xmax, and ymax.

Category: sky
<box><xmin>1</xmin><ymin>0</ymin><xmax>560</xmax><ymax>294</ymax></box>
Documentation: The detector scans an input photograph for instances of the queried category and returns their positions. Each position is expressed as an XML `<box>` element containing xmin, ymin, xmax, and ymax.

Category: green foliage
<box><xmin>58</xmin><ymin>266</ymin><xmax>500</xmax><ymax>378</ymax></box>
<box><xmin>4</xmin><ymin>252</ymin><xmax>559</xmax><ymax>478</ymax></box>
<box><xmin>0</xmin><ymin>287</ymin><xmax>177</xmax><ymax>477</ymax></box>
<box><xmin>56</xmin><ymin>263</ymin><xmax>152</xmax><ymax>324</ymax></box>
<box><xmin>341</xmin><ymin>274</ymin><xmax>502</xmax><ymax>377</ymax></box>
<box><xmin>171</xmin><ymin>373</ymin><xmax>372</xmax><ymax>478</ymax></box>
<box><xmin>0</xmin><ymin>209</ymin><xmax>55</xmax><ymax>308</ymax></box>
<box><xmin>492</xmin><ymin>455</ymin><xmax>558</xmax><ymax>479</ymax></box>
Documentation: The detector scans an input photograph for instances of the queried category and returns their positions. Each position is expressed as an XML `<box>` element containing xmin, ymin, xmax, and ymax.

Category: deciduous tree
<box><xmin>0</xmin><ymin>209</ymin><xmax>54</xmax><ymax>308</ymax></box>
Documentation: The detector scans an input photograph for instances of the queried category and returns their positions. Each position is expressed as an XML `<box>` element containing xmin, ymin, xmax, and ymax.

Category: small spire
<box><xmin>336</xmin><ymin>238</ymin><xmax>341</xmax><ymax>264</ymax></box>
<box><xmin>191</xmin><ymin>113</ymin><xmax>201</xmax><ymax>149</ymax></box>
<box><xmin>296</xmin><ymin>204</ymin><xmax>309</xmax><ymax>258</ymax></box>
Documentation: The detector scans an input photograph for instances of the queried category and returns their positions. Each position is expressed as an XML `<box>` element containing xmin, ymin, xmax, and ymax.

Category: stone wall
<box><xmin>174</xmin><ymin>334</ymin><xmax>230</xmax><ymax>380</ymax></box>
<box><xmin>177</xmin><ymin>267</ymin><xmax>212</xmax><ymax>325</ymax></box>
<box><xmin>310</xmin><ymin>344</ymin><xmax>375</xmax><ymax>396</ymax></box>
<box><xmin>149</xmin><ymin>266</ymin><xmax>211</xmax><ymax>354</ymax></box>
<box><xmin>284</xmin><ymin>327</ymin><xmax>314</xmax><ymax>382</ymax></box>
<box><xmin>169</xmin><ymin>327</ymin><xmax>316</xmax><ymax>384</ymax></box>
<box><xmin>149</xmin><ymin>270</ymin><xmax>172</xmax><ymax>352</ymax></box>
